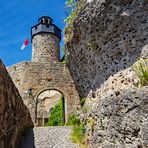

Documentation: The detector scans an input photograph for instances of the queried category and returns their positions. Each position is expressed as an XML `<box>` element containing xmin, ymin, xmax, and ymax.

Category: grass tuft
<box><xmin>133</xmin><ymin>59</ymin><xmax>148</xmax><ymax>87</ymax></box>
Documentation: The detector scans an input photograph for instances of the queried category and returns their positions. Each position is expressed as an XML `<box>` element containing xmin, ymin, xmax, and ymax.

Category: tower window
<box><xmin>46</xmin><ymin>25</ymin><xmax>49</xmax><ymax>28</ymax></box>
<box><xmin>35</xmin><ymin>26</ymin><xmax>37</xmax><ymax>30</ymax></box>
<box><xmin>44</xmin><ymin>18</ymin><xmax>48</xmax><ymax>24</ymax></box>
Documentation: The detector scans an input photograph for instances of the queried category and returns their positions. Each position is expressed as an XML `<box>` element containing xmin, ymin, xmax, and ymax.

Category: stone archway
<box><xmin>34</xmin><ymin>88</ymin><xmax>66</xmax><ymax>126</ymax></box>
<box><xmin>8</xmin><ymin>62</ymin><xmax>81</xmax><ymax>126</ymax></box>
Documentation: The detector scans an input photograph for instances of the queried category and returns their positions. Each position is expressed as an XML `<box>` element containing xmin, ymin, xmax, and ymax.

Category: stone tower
<box><xmin>31</xmin><ymin>16</ymin><xmax>61</xmax><ymax>63</ymax></box>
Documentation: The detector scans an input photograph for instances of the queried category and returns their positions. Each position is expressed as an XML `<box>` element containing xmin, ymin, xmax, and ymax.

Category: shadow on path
<box><xmin>19</xmin><ymin>127</ymin><xmax>35</xmax><ymax>148</ymax></box>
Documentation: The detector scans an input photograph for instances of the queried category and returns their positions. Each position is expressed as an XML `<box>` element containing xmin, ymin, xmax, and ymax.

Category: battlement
<box><xmin>31</xmin><ymin>16</ymin><xmax>61</xmax><ymax>41</ymax></box>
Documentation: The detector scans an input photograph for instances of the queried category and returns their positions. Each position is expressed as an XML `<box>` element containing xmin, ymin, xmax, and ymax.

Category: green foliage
<box><xmin>133</xmin><ymin>59</ymin><xmax>148</xmax><ymax>87</ymax></box>
<box><xmin>67</xmin><ymin>114</ymin><xmax>86</xmax><ymax>146</ymax></box>
<box><xmin>64</xmin><ymin>0</ymin><xmax>86</xmax><ymax>43</ymax></box>
<box><xmin>64</xmin><ymin>0</ymin><xmax>76</xmax><ymax>25</ymax></box>
<box><xmin>64</xmin><ymin>10</ymin><xmax>77</xmax><ymax>26</ymax></box>
<box><xmin>66</xmin><ymin>114</ymin><xmax>80</xmax><ymax>126</ymax></box>
<box><xmin>61</xmin><ymin>60</ymin><xmax>66</xmax><ymax>64</ymax></box>
<box><xmin>80</xmin><ymin>97</ymin><xmax>86</xmax><ymax>107</ymax></box>
<box><xmin>65</xmin><ymin>0</ymin><xmax>75</xmax><ymax>7</ymax></box>
<box><xmin>64</xmin><ymin>0</ymin><xmax>77</xmax><ymax>43</ymax></box>
<box><xmin>71</xmin><ymin>123</ymin><xmax>86</xmax><ymax>144</ymax></box>
<box><xmin>45</xmin><ymin>101</ymin><xmax>64</xmax><ymax>126</ymax></box>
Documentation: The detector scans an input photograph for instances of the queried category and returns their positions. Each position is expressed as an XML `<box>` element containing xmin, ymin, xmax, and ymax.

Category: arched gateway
<box><xmin>7</xmin><ymin>16</ymin><xmax>80</xmax><ymax>125</ymax></box>
<box><xmin>35</xmin><ymin>89</ymin><xmax>65</xmax><ymax>126</ymax></box>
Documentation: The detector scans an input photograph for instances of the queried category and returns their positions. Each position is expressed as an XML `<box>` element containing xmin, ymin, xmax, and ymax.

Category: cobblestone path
<box><xmin>20</xmin><ymin>127</ymin><xmax>79</xmax><ymax>148</ymax></box>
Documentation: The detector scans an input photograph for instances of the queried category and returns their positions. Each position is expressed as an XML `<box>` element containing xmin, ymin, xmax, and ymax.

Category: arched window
<box><xmin>44</xmin><ymin>18</ymin><xmax>48</xmax><ymax>24</ymax></box>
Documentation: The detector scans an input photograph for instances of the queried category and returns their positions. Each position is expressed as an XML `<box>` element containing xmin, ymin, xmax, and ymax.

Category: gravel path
<box><xmin>20</xmin><ymin>127</ymin><xmax>79</xmax><ymax>148</ymax></box>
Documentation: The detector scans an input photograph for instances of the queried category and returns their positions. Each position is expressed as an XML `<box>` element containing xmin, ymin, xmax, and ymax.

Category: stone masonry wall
<box><xmin>32</xmin><ymin>33</ymin><xmax>60</xmax><ymax>63</ymax></box>
<box><xmin>8</xmin><ymin>62</ymin><xmax>80</xmax><ymax>123</ymax></box>
<box><xmin>0</xmin><ymin>59</ymin><xmax>32</xmax><ymax>148</ymax></box>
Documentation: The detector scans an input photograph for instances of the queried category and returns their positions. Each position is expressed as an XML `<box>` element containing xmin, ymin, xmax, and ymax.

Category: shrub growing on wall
<box><xmin>64</xmin><ymin>0</ymin><xmax>77</xmax><ymax>43</ymax></box>
<box><xmin>66</xmin><ymin>114</ymin><xmax>87</xmax><ymax>147</ymax></box>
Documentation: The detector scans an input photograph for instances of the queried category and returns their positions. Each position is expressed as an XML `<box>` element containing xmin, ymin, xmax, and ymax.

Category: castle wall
<box><xmin>0</xmin><ymin>60</ymin><xmax>32</xmax><ymax>148</ymax></box>
<box><xmin>7</xmin><ymin>62</ymin><xmax>80</xmax><ymax>123</ymax></box>
<box><xmin>32</xmin><ymin>33</ymin><xmax>60</xmax><ymax>63</ymax></box>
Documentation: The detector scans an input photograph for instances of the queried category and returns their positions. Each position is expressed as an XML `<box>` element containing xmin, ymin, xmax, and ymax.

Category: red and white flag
<box><xmin>21</xmin><ymin>39</ymin><xmax>29</xmax><ymax>50</ymax></box>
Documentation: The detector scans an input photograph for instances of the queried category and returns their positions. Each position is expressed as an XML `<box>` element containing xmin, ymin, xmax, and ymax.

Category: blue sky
<box><xmin>0</xmin><ymin>0</ymin><xmax>66</xmax><ymax>66</ymax></box>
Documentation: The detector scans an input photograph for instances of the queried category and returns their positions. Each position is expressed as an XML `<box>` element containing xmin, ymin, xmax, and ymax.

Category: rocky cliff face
<box><xmin>65</xmin><ymin>0</ymin><xmax>148</xmax><ymax>147</ymax></box>
<box><xmin>82</xmin><ymin>86</ymin><xmax>148</xmax><ymax>148</ymax></box>
<box><xmin>66</xmin><ymin>0</ymin><xmax>147</xmax><ymax>98</ymax></box>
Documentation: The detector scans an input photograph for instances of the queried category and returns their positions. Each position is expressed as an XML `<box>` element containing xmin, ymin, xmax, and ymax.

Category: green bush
<box><xmin>66</xmin><ymin>114</ymin><xmax>80</xmax><ymax>126</ymax></box>
<box><xmin>133</xmin><ymin>59</ymin><xmax>148</xmax><ymax>87</ymax></box>
<box><xmin>45</xmin><ymin>101</ymin><xmax>64</xmax><ymax>126</ymax></box>
<box><xmin>67</xmin><ymin>114</ymin><xmax>86</xmax><ymax>146</ymax></box>
<box><xmin>71</xmin><ymin>124</ymin><xmax>86</xmax><ymax>144</ymax></box>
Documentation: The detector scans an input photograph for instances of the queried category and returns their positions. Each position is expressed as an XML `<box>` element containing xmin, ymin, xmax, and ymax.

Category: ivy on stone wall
<box><xmin>64</xmin><ymin>0</ymin><xmax>86</xmax><ymax>44</ymax></box>
<box><xmin>64</xmin><ymin>0</ymin><xmax>76</xmax><ymax>25</ymax></box>
<box><xmin>64</xmin><ymin>0</ymin><xmax>77</xmax><ymax>43</ymax></box>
